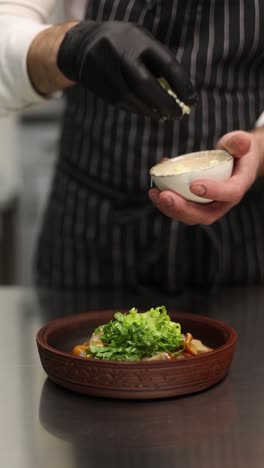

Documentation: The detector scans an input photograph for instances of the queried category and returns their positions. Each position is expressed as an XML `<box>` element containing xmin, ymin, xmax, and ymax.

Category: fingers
<box><xmin>216</xmin><ymin>131</ymin><xmax>253</xmax><ymax>158</ymax></box>
<box><xmin>90</xmin><ymin>59</ymin><xmax>160</xmax><ymax>118</ymax></box>
<box><xmin>123</xmin><ymin>59</ymin><xmax>182</xmax><ymax>119</ymax></box>
<box><xmin>143</xmin><ymin>46</ymin><xmax>197</xmax><ymax>105</ymax></box>
<box><xmin>121</xmin><ymin>92</ymin><xmax>161</xmax><ymax>119</ymax></box>
<box><xmin>88</xmin><ymin>71</ymin><xmax>160</xmax><ymax>118</ymax></box>
<box><xmin>190</xmin><ymin>154</ymin><xmax>257</xmax><ymax>203</ymax></box>
<box><xmin>190</xmin><ymin>177</ymin><xmax>245</xmax><ymax>204</ymax></box>
<box><xmin>190</xmin><ymin>131</ymin><xmax>259</xmax><ymax>202</ymax></box>
<box><xmin>149</xmin><ymin>132</ymin><xmax>259</xmax><ymax>224</ymax></box>
<box><xmin>148</xmin><ymin>188</ymin><xmax>233</xmax><ymax>225</ymax></box>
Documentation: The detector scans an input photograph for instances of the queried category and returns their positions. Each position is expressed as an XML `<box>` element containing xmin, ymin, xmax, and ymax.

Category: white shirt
<box><xmin>0</xmin><ymin>0</ymin><xmax>85</xmax><ymax>116</ymax></box>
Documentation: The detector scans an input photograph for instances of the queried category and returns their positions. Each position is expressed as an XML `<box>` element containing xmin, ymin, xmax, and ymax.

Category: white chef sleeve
<box><xmin>0</xmin><ymin>0</ymin><xmax>56</xmax><ymax>116</ymax></box>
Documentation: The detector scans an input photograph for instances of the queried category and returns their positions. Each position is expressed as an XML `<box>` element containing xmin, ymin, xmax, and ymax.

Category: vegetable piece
<box><xmin>89</xmin><ymin>332</ymin><xmax>104</xmax><ymax>347</ymax></box>
<box><xmin>143</xmin><ymin>352</ymin><xmax>171</xmax><ymax>361</ymax></box>
<box><xmin>184</xmin><ymin>332</ymin><xmax>198</xmax><ymax>356</ymax></box>
<box><xmin>89</xmin><ymin>306</ymin><xmax>184</xmax><ymax>361</ymax></box>
<box><xmin>72</xmin><ymin>345</ymin><xmax>87</xmax><ymax>357</ymax></box>
<box><xmin>191</xmin><ymin>339</ymin><xmax>212</xmax><ymax>354</ymax></box>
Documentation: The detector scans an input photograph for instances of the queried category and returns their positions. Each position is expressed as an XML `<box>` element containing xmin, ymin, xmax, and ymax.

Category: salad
<box><xmin>72</xmin><ymin>306</ymin><xmax>212</xmax><ymax>361</ymax></box>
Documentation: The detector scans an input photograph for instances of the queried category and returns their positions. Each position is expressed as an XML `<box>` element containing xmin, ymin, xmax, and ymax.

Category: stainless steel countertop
<box><xmin>1</xmin><ymin>286</ymin><xmax>263</xmax><ymax>468</ymax></box>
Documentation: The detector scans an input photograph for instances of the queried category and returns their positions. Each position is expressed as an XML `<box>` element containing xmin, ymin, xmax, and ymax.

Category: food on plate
<box><xmin>72</xmin><ymin>306</ymin><xmax>212</xmax><ymax>361</ymax></box>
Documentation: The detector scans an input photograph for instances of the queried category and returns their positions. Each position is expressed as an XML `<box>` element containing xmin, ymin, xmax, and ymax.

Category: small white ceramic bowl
<box><xmin>149</xmin><ymin>150</ymin><xmax>234</xmax><ymax>203</ymax></box>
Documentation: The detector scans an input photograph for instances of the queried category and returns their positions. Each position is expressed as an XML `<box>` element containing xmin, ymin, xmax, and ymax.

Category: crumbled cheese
<box><xmin>158</xmin><ymin>78</ymin><xmax>191</xmax><ymax>116</ymax></box>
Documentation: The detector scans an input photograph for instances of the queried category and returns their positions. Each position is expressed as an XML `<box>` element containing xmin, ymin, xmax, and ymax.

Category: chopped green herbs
<box><xmin>89</xmin><ymin>306</ymin><xmax>184</xmax><ymax>361</ymax></box>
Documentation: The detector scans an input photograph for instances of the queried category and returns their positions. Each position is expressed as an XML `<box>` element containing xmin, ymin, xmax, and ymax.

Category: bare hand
<box><xmin>148</xmin><ymin>131</ymin><xmax>264</xmax><ymax>225</ymax></box>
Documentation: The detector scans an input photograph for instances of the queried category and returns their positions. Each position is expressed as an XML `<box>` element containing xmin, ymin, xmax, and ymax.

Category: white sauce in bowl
<box><xmin>150</xmin><ymin>150</ymin><xmax>232</xmax><ymax>177</ymax></box>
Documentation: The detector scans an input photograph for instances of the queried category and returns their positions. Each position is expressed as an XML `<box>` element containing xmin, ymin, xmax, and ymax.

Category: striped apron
<box><xmin>35</xmin><ymin>0</ymin><xmax>264</xmax><ymax>292</ymax></box>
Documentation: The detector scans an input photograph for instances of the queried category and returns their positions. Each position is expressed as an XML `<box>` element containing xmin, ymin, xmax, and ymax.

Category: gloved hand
<box><xmin>57</xmin><ymin>21</ymin><xmax>197</xmax><ymax>119</ymax></box>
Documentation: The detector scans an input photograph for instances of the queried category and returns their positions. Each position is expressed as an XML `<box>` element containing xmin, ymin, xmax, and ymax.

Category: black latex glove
<box><xmin>57</xmin><ymin>21</ymin><xmax>197</xmax><ymax>119</ymax></box>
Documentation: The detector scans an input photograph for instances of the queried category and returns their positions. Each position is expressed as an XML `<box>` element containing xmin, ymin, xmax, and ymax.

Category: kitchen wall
<box><xmin>15</xmin><ymin>99</ymin><xmax>64</xmax><ymax>285</ymax></box>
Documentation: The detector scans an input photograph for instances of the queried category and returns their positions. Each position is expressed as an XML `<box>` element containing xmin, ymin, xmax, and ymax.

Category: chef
<box><xmin>1</xmin><ymin>0</ymin><xmax>264</xmax><ymax>291</ymax></box>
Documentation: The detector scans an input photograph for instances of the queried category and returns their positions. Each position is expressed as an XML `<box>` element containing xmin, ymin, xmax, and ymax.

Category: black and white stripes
<box><xmin>35</xmin><ymin>0</ymin><xmax>264</xmax><ymax>291</ymax></box>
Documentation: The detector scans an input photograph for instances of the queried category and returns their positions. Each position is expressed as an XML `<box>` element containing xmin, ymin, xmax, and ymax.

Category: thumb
<box><xmin>216</xmin><ymin>131</ymin><xmax>253</xmax><ymax>159</ymax></box>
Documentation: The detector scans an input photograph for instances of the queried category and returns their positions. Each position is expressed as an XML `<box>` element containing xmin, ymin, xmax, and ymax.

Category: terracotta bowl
<box><xmin>36</xmin><ymin>310</ymin><xmax>237</xmax><ymax>400</ymax></box>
